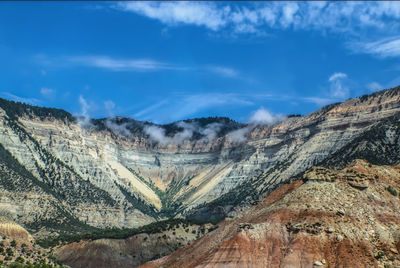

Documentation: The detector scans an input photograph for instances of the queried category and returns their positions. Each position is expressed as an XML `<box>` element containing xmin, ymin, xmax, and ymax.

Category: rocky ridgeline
<box><xmin>0</xmin><ymin>87</ymin><xmax>399</xmax><ymax>236</ymax></box>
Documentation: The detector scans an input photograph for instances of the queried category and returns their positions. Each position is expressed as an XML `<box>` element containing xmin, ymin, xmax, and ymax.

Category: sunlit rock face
<box><xmin>0</xmin><ymin>87</ymin><xmax>399</xmax><ymax>232</ymax></box>
<box><xmin>142</xmin><ymin>160</ymin><xmax>400</xmax><ymax>268</ymax></box>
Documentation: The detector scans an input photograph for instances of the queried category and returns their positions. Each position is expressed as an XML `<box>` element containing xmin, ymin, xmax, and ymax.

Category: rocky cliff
<box><xmin>142</xmin><ymin>160</ymin><xmax>400</xmax><ymax>268</ymax></box>
<box><xmin>0</xmin><ymin>87</ymin><xmax>400</xmax><ymax>235</ymax></box>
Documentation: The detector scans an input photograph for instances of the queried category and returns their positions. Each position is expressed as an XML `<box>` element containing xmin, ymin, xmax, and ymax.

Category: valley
<box><xmin>0</xmin><ymin>87</ymin><xmax>399</xmax><ymax>267</ymax></box>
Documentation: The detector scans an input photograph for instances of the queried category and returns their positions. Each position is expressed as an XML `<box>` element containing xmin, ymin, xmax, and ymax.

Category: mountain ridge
<box><xmin>0</xmin><ymin>86</ymin><xmax>399</xmax><ymax>237</ymax></box>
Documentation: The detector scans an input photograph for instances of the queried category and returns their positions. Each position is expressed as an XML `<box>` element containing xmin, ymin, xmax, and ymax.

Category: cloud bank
<box><xmin>116</xmin><ymin>2</ymin><xmax>400</xmax><ymax>35</ymax></box>
<box><xmin>116</xmin><ymin>2</ymin><xmax>400</xmax><ymax>58</ymax></box>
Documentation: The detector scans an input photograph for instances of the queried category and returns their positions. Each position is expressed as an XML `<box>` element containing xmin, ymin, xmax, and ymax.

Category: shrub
<box><xmin>6</xmin><ymin>247</ymin><xmax>14</xmax><ymax>256</ymax></box>
<box><xmin>386</xmin><ymin>185</ymin><xmax>398</xmax><ymax>196</ymax></box>
<box><xmin>15</xmin><ymin>256</ymin><xmax>24</xmax><ymax>263</ymax></box>
<box><xmin>375</xmin><ymin>250</ymin><xmax>385</xmax><ymax>260</ymax></box>
<box><xmin>10</xmin><ymin>240</ymin><xmax>17</xmax><ymax>247</ymax></box>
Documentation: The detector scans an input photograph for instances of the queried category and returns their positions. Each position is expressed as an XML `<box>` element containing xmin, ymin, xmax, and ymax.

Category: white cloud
<box><xmin>227</xmin><ymin>127</ymin><xmax>251</xmax><ymax>143</ymax></box>
<box><xmin>104</xmin><ymin>100</ymin><xmax>115</xmax><ymax>116</ymax></box>
<box><xmin>328</xmin><ymin>72</ymin><xmax>349</xmax><ymax>99</ymax></box>
<box><xmin>144</xmin><ymin>121</ymin><xmax>223</xmax><ymax>145</ymax></box>
<box><xmin>133</xmin><ymin>99</ymin><xmax>169</xmax><ymax>119</ymax></box>
<box><xmin>249</xmin><ymin>107</ymin><xmax>285</xmax><ymax>125</ymax></box>
<box><xmin>115</xmin><ymin>2</ymin><xmax>400</xmax><ymax>36</ymax></box>
<box><xmin>117</xmin><ymin>2</ymin><xmax>230</xmax><ymax>31</ymax></box>
<box><xmin>302</xmin><ymin>97</ymin><xmax>336</xmax><ymax>106</ymax></box>
<box><xmin>135</xmin><ymin>93</ymin><xmax>253</xmax><ymax>123</ymax></box>
<box><xmin>350</xmin><ymin>37</ymin><xmax>400</xmax><ymax>58</ymax></box>
<box><xmin>208</xmin><ymin>66</ymin><xmax>238</xmax><ymax>77</ymax></box>
<box><xmin>367</xmin><ymin>82</ymin><xmax>383</xmax><ymax>92</ymax></box>
<box><xmin>227</xmin><ymin>107</ymin><xmax>285</xmax><ymax>143</ymax></box>
<box><xmin>105</xmin><ymin>118</ymin><xmax>131</xmax><ymax>137</ymax></box>
<box><xmin>69</xmin><ymin>56</ymin><xmax>179</xmax><ymax>72</ymax></box>
<box><xmin>77</xmin><ymin>95</ymin><xmax>91</xmax><ymax>127</ymax></box>
<box><xmin>56</xmin><ymin>55</ymin><xmax>242</xmax><ymax>79</ymax></box>
<box><xmin>40</xmin><ymin>87</ymin><xmax>55</xmax><ymax>98</ymax></box>
<box><xmin>329</xmin><ymin>72</ymin><xmax>347</xmax><ymax>82</ymax></box>
<box><xmin>200</xmin><ymin>122</ymin><xmax>223</xmax><ymax>141</ymax></box>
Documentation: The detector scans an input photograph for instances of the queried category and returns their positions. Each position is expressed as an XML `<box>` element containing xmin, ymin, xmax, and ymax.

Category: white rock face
<box><xmin>0</xmin><ymin>88</ymin><xmax>399</xmax><ymax>231</ymax></box>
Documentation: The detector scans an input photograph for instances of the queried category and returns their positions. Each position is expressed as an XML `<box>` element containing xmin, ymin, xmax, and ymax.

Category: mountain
<box><xmin>0</xmin><ymin>87</ymin><xmax>400</xmax><ymax>238</ymax></box>
<box><xmin>142</xmin><ymin>160</ymin><xmax>400</xmax><ymax>267</ymax></box>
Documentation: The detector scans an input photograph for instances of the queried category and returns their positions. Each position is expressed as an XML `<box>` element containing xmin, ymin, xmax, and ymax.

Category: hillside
<box><xmin>142</xmin><ymin>160</ymin><xmax>400</xmax><ymax>267</ymax></box>
<box><xmin>0</xmin><ymin>87</ymin><xmax>399</xmax><ymax>237</ymax></box>
<box><xmin>0</xmin><ymin>216</ymin><xmax>64</xmax><ymax>267</ymax></box>
<box><xmin>53</xmin><ymin>219</ymin><xmax>217</xmax><ymax>268</ymax></box>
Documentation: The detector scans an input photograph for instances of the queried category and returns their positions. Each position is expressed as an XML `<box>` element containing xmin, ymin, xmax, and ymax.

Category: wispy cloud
<box><xmin>133</xmin><ymin>93</ymin><xmax>253</xmax><ymax>123</ymax></box>
<box><xmin>116</xmin><ymin>2</ymin><xmax>230</xmax><ymax>31</ymax></box>
<box><xmin>249</xmin><ymin>107</ymin><xmax>285</xmax><ymax>125</ymax></box>
<box><xmin>328</xmin><ymin>72</ymin><xmax>349</xmax><ymax>99</ymax></box>
<box><xmin>329</xmin><ymin>72</ymin><xmax>347</xmax><ymax>82</ymax></box>
<box><xmin>115</xmin><ymin>2</ymin><xmax>400</xmax><ymax>35</ymax></box>
<box><xmin>40</xmin><ymin>87</ymin><xmax>55</xmax><ymax>98</ymax></box>
<box><xmin>302</xmin><ymin>97</ymin><xmax>337</xmax><ymax>106</ymax></box>
<box><xmin>133</xmin><ymin>99</ymin><xmax>169</xmax><ymax>118</ymax></box>
<box><xmin>349</xmin><ymin>37</ymin><xmax>400</xmax><ymax>58</ymax></box>
<box><xmin>367</xmin><ymin>82</ymin><xmax>383</xmax><ymax>92</ymax></box>
<box><xmin>38</xmin><ymin>54</ymin><xmax>242</xmax><ymax>79</ymax></box>
<box><xmin>0</xmin><ymin>92</ymin><xmax>41</xmax><ymax>105</ymax></box>
<box><xmin>77</xmin><ymin>95</ymin><xmax>92</xmax><ymax>127</ymax></box>
<box><xmin>69</xmin><ymin>56</ymin><xmax>181</xmax><ymax>71</ymax></box>
<box><xmin>207</xmin><ymin>66</ymin><xmax>238</xmax><ymax>78</ymax></box>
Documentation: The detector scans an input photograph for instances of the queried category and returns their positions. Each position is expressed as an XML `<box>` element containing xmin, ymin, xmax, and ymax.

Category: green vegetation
<box><xmin>287</xmin><ymin>114</ymin><xmax>302</xmax><ymax>118</ymax></box>
<box><xmin>36</xmin><ymin>218</ymin><xmax>217</xmax><ymax>248</ymax></box>
<box><xmin>187</xmin><ymin>154</ymin><xmax>298</xmax><ymax>221</ymax></box>
<box><xmin>385</xmin><ymin>185</ymin><xmax>398</xmax><ymax>197</ymax></box>
<box><xmin>126</xmin><ymin>168</ymin><xmax>184</xmax><ymax>218</ymax></box>
<box><xmin>0</xmin><ymin>143</ymin><xmax>101</xmax><ymax>235</ymax></box>
<box><xmin>321</xmin><ymin>115</ymin><xmax>400</xmax><ymax>169</ymax></box>
<box><xmin>375</xmin><ymin>250</ymin><xmax>385</xmax><ymax>260</ymax></box>
<box><xmin>0</xmin><ymin>98</ymin><xmax>74</xmax><ymax>122</ymax></box>
<box><xmin>2</xmin><ymin>263</ymin><xmax>67</xmax><ymax>267</ymax></box>
<box><xmin>115</xmin><ymin>183</ymin><xmax>158</xmax><ymax>218</ymax></box>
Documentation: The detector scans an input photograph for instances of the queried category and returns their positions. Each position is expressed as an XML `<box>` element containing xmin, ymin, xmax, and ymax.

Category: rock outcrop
<box><xmin>142</xmin><ymin>160</ymin><xmax>400</xmax><ymax>268</ymax></box>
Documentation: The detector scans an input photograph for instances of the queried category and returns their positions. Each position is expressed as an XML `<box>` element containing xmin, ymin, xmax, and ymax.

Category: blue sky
<box><xmin>1</xmin><ymin>2</ymin><xmax>400</xmax><ymax>124</ymax></box>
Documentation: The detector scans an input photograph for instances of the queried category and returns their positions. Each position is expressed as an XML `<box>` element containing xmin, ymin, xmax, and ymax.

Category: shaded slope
<box><xmin>322</xmin><ymin>115</ymin><xmax>400</xmax><ymax>168</ymax></box>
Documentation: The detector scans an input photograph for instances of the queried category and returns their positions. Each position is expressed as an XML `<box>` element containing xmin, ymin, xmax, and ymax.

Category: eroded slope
<box><xmin>143</xmin><ymin>160</ymin><xmax>400</xmax><ymax>268</ymax></box>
